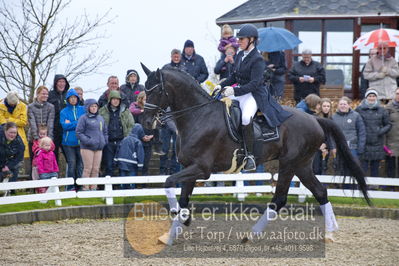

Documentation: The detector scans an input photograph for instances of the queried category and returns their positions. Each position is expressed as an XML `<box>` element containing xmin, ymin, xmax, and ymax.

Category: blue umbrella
<box><xmin>257</xmin><ymin>27</ymin><xmax>302</xmax><ymax>52</ymax></box>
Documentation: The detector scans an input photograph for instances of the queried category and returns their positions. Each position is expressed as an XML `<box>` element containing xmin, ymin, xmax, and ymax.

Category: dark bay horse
<box><xmin>140</xmin><ymin>64</ymin><xmax>370</xmax><ymax>244</ymax></box>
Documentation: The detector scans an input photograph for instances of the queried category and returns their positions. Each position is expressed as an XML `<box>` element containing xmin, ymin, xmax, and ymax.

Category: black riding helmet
<box><xmin>237</xmin><ymin>24</ymin><xmax>258</xmax><ymax>50</ymax></box>
<box><xmin>237</xmin><ymin>24</ymin><xmax>258</xmax><ymax>38</ymax></box>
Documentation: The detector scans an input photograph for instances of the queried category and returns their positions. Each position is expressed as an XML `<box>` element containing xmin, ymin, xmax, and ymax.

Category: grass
<box><xmin>0</xmin><ymin>194</ymin><xmax>398</xmax><ymax>214</ymax></box>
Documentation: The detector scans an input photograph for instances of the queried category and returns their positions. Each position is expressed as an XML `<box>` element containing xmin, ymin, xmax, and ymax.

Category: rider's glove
<box><xmin>212</xmin><ymin>85</ymin><xmax>222</xmax><ymax>97</ymax></box>
<box><xmin>222</xmin><ymin>86</ymin><xmax>234</xmax><ymax>97</ymax></box>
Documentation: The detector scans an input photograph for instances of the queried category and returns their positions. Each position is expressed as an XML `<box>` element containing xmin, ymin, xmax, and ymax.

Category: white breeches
<box><xmin>228</xmin><ymin>93</ymin><xmax>257</xmax><ymax>125</ymax></box>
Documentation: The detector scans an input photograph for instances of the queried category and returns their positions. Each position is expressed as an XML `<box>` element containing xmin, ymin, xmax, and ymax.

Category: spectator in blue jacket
<box><xmin>296</xmin><ymin>94</ymin><xmax>321</xmax><ymax>115</ymax></box>
<box><xmin>60</xmin><ymin>89</ymin><xmax>85</xmax><ymax>190</ymax></box>
<box><xmin>76</xmin><ymin>99</ymin><xmax>108</xmax><ymax>191</ymax></box>
<box><xmin>181</xmin><ymin>40</ymin><xmax>209</xmax><ymax>83</ymax></box>
<box><xmin>114</xmin><ymin>124</ymin><xmax>145</xmax><ymax>189</ymax></box>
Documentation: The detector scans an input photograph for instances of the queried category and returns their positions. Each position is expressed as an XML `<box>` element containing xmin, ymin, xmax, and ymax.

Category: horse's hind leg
<box><xmin>251</xmin><ymin>165</ymin><xmax>294</xmax><ymax>235</ymax></box>
<box><xmin>295</xmin><ymin>164</ymin><xmax>338</xmax><ymax>242</ymax></box>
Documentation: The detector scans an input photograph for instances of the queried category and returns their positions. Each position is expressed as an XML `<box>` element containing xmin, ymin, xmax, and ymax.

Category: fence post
<box><xmin>236</xmin><ymin>179</ymin><xmax>246</xmax><ymax>201</ymax></box>
<box><xmin>105</xmin><ymin>175</ymin><xmax>114</xmax><ymax>205</ymax></box>
<box><xmin>298</xmin><ymin>182</ymin><xmax>306</xmax><ymax>203</ymax></box>
<box><xmin>53</xmin><ymin>179</ymin><xmax>62</xmax><ymax>206</ymax></box>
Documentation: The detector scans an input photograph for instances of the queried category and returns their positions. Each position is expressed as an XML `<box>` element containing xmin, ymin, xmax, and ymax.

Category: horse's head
<box><xmin>141</xmin><ymin>63</ymin><xmax>169</xmax><ymax>130</ymax></box>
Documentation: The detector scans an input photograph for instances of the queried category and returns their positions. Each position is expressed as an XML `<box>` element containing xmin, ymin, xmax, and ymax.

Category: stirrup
<box><xmin>152</xmin><ymin>145</ymin><xmax>166</xmax><ymax>156</ymax></box>
<box><xmin>243</xmin><ymin>155</ymin><xmax>256</xmax><ymax>171</ymax></box>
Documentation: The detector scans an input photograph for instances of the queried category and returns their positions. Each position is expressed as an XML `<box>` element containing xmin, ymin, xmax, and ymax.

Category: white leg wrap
<box><xmin>166</xmin><ymin>218</ymin><xmax>182</xmax><ymax>245</ymax></box>
<box><xmin>320</xmin><ymin>202</ymin><xmax>339</xmax><ymax>232</ymax></box>
<box><xmin>165</xmin><ymin>187</ymin><xmax>180</xmax><ymax>213</ymax></box>
<box><xmin>252</xmin><ymin>207</ymin><xmax>277</xmax><ymax>234</ymax></box>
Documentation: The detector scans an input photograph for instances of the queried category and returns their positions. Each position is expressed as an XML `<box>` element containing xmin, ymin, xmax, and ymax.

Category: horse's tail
<box><xmin>315</xmin><ymin>117</ymin><xmax>371</xmax><ymax>206</ymax></box>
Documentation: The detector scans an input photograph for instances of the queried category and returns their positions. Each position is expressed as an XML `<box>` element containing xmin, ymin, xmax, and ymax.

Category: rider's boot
<box><xmin>152</xmin><ymin>128</ymin><xmax>166</xmax><ymax>156</ymax></box>
<box><xmin>242</xmin><ymin>123</ymin><xmax>256</xmax><ymax>171</ymax></box>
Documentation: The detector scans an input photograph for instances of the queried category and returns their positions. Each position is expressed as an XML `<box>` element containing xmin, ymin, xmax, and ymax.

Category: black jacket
<box><xmin>0</xmin><ymin>126</ymin><xmax>25</xmax><ymax>170</ymax></box>
<box><xmin>221</xmin><ymin>48</ymin><xmax>292</xmax><ymax>127</ymax></box>
<box><xmin>214</xmin><ymin>55</ymin><xmax>235</xmax><ymax>80</ymax></box>
<box><xmin>181</xmin><ymin>52</ymin><xmax>209</xmax><ymax>83</ymax></box>
<box><xmin>288</xmin><ymin>60</ymin><xmax>326</xmax><ymax>102</ymax></box>
<box><xmin>355</xmin><ymin>101</ymin><xmax>392</xmax><ymax>160</ymax></box>
<box><xmin>48</xmin><ymin>75</ymin><xmax>69</xmax><ymax>140</ymax></box>
<box><xmin>120</xmin><ymin>70</ymin><xmax>145</xmax><ymax>105</ymax></box>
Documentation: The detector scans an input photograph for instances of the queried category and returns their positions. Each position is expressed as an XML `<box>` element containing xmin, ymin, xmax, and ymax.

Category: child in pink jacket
<box><xmin>36</xmin><ymin>137</ymin><xmax>59</xmax><ymax>180</ymax></box>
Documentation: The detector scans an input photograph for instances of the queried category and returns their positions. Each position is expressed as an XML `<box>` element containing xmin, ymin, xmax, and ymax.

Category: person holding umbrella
<box><xmin>256</xmin><ymin>27</ymin><xmax>301</xmax><ymax>100</ymax></box>
<box><xmin>214</xmin><ymin>23</ymin><xmax>292</xmax><ymax>171</ymax></box>
<box><xmin>363</xmin><ymin>42</ymin><xmax>399</xmax><ymax>103</ymax></box>
<box><xmin>262</xmin><ymin>50</ymin><xmax>287</xmax><ymax>100</ymax></box>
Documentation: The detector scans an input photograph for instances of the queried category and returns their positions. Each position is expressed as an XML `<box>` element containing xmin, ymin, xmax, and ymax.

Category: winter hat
<box><xmin>184</xmin><ymin>40</ymin><xmax>194</xmax><ymax>49</ymax></box>
<box><xmin>365</xmin><ymin>88</ymin><xmax>378</xmax><ymax>98</ymax></box>
<box><xmin>125</xmin><ymin>69</ymin><xmax>138</xmax><ymax>83</ymax></box>
<box><xmin>108</xmin><ymin>90</ymin><xmax>122</xmax><ymax>101</ymax></box>
<box><xmin>6</xmin><ymin>91</ymin><xmax>19</xmax><ymax>105</ymax></box>
<box><xmin>84</xmin><ymin>98</ymin><xmax>99</xmax><ymax>113</ymax></box>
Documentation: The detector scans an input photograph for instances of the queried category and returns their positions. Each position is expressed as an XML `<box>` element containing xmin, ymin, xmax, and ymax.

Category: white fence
<box><xmin>1</xmin><ymin>173</ymin><xmax>398</xmax><ymax>206</ymax></box>
<box><xmin>278</xmin><ymin>175</ymin><xmax>399</xmax><ymax>203</ymax></box>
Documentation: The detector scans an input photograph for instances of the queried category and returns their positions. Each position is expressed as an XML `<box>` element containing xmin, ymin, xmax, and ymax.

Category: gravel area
<box><xmin>0</xmin><ymin>216</ymin><xmax>398</xmax><ymax>265</ymax></box>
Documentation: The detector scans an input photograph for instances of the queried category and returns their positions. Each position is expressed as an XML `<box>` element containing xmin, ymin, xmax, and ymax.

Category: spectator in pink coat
<box><xmin>36</xmin><ymin>137</ymin><xmax>59</xmax><ymax>180</ymax></box>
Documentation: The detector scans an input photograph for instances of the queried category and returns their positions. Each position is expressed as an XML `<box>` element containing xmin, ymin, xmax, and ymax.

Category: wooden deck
<box><xmin>283</xmin><ymin>84</ymin><xmax>344</xmax><ymax>101</ymax></box>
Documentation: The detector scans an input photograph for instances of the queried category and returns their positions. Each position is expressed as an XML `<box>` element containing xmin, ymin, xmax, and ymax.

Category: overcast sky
<box><xmin>0</xmin><ymin>0</ymin><xmax>247</xmax><ymax>100</ymax></box>
<box><xmin>57</xmin><ymin>0</ymin><xmax>247</xmax><ymax>99</ymax></box>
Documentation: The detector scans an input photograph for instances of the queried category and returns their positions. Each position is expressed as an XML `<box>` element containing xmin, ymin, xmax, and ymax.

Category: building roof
<box><xmin>216</xmin><ymin>0</ymin><xmax>399</xmax><ymax>24</ymax></box>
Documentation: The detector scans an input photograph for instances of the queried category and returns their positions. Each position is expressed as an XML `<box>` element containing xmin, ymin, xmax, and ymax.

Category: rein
<box><xmin>161</xmin><ymin>100</ymin><xmax>217</xmax><ymax>123</ymax></box>
<box><xmin>144</xmin><ymin>73</ymin><xmax>217</xmax><ymax>124</ymax></box>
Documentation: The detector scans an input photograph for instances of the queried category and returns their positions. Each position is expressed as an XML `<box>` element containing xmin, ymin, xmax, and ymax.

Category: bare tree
<box><xmin>0</xmin><ymin>0</ymin><xmax>114</xmax><ymax>102</ymax></box>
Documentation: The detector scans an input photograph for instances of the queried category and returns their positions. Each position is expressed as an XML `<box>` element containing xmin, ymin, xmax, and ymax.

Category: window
<box><xmin>266</xmin><ymin>20</ymin><xmax>284</xmax><ymax>28</ymax></box>
<box><xmin>325</xmin><ymin>56</ymin><xmax>352</xmax><ymax>90</ymax></box>
<box><xmin>293</xmin><ymin>20</ymin><xmax>322</xmax><ymax>54</ymax></box>
<box><xmin>325</xmin><ymin>20</ymin><xmax>353</xmax><ymax>53</ymax></box>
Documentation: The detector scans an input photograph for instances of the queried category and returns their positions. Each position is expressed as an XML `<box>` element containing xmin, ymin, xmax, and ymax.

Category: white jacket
<box><xmin>363</xmin><ymin>55</ymin><xmax>399</xmax><ymax>99</ymax></box>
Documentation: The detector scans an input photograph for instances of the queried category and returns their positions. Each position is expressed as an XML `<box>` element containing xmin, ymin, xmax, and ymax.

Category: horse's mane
<box><xmin>162</xmin><ymin>66</ymin><xmax>213</xmax><ymax>101</ymax></box>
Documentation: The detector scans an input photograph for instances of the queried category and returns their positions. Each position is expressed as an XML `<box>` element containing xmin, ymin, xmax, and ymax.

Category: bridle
<box><xmin>144</xmin><ymin>71</ymin><xmax>217</xmax><ymax>125</ymax></box>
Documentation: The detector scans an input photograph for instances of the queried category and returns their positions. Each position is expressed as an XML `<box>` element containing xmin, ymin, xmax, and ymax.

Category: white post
<box><xmin>105</xmin><ymin>175</ymin><xmax>113</xmax><ymax>205</ymax></box>
<box><xmin>53</xmin><ymin>178</ymin><xmax>62</xmax><ymax>206</ymax></box>
<box><xmin>298</xmin><ymin>182</ymin><xmax>306</xmax><ymax>203</ymax></box>
<box><xmin>236</xmin><ymin>179</ymin><xmax>246</xmax><ymax>201</ymax></box>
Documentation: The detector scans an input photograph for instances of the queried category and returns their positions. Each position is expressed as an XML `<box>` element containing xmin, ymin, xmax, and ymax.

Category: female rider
<box><xmin>216</xmin><ymin>24</ymin><xmax>292</xmax><ymax>171</ymax></box>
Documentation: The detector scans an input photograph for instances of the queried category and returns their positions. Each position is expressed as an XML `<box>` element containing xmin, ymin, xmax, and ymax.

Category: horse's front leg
<box><xmin>159</xmin><ymin>164</ymin><xmax>209</xmax><ymax>245</ymax></box>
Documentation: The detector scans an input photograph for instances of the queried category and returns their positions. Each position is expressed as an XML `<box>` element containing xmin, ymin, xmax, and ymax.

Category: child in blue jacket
<box><xmin>60</xmin><ymin>89</ymin><xmax>85</xmax><ymax>190</ymax></box>
<box><xmin>114</xmin><ymin>124</ymin><xmax>145</xmax><ymax>189</ymax></box>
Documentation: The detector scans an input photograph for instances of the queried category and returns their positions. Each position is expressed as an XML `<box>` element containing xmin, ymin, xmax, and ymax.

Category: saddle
<box><xmin>222</xmin><ymin>98</ymin><xmax>280</xmax><ymax>143</ymax></box>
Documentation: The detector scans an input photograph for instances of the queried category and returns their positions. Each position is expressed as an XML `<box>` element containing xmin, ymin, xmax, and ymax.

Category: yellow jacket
<box><xmin>0</xmin><ymin>100</ymin><xmax>29</xmax><ymax>158</ymax></box>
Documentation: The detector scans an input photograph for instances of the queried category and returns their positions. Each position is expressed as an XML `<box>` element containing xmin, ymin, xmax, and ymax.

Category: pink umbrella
<box><xmin>353</xmin><ymin>28</ymin><xmax>399</xmax><ymax>50</ymax></box>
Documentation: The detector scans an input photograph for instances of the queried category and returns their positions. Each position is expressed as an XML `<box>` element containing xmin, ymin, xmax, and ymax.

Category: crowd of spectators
<box><xmin>1</xmin><ymin>24</ymin><xmax>399</xmax><ymax>194</ymax></box>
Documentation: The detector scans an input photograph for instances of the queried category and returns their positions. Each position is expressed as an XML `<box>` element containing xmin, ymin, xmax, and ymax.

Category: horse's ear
<box><xmin>141</xmin><ymin>63</ymin><xmax>152</xmax><ymax>76</ymax></box>
<box><xmin>156</xmin><ymin>68</ymin><xmax>161</xmax><ymax>80</ymax></box>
